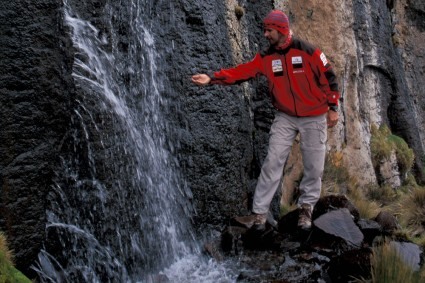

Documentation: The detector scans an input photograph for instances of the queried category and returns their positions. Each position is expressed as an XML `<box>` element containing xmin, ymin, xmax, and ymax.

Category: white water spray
<box><xmin>33</xmin><ymin>1</ymin><xmax>238</xmax><ymax>282</ymax></box>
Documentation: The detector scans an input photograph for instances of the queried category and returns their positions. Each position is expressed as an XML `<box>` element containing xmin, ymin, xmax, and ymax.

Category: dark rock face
<box><xmin>407</xmin><ymin>0</ymin><xmax>425</xmax><ymax>32</ymax></box>
<box><xmin>0</xmin><ymin>0</ymin><xmax>73</xmax><ymax>275</ymax></box>
<box><xmin>402</xmin><ymin>0</ymin><xmax>425</xmax><ymax>182</ymax></box>
<box><xmin>1</xmin><ymin>0</ymin><xmax>274</xmax><ymax>277</ymax></box>
<box><xmin>151</xmin><ymin>0</ymin><xmax>275</xmax><ymax>230</ymax></box>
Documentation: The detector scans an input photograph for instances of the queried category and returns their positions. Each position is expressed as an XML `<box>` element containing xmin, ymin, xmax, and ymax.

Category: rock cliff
<box><xmin>0</xmin><ymin>0</ymin><xmax>74</xmax><ymax>274</ymax></box>
<box><xmin>275</xmin><ymin>0</ymin><xmax>425</xmax><ymax>188</ymax></box>
<box><xmin>0</xmin><ymin>0</ymin><xmax>424</xmax><ymax>277</ymax></box>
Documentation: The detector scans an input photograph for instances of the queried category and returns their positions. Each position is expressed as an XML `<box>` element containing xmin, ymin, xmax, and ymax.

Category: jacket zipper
<box><xmin>283</xmin><ymin>54</ymin><xmax>298</xmax><ymax>116</ymax></box>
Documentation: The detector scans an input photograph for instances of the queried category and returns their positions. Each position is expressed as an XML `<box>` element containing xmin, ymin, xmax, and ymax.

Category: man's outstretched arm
<box><xmin>191</xmin><ymin>53</ymin><xmax>264</xmax><ymax>86</ymax></box>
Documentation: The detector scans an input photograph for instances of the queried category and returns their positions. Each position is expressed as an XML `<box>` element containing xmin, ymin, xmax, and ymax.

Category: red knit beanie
<box><xmin>263</xmin><ymin>10</ymin><xmax>290</xmax><ymax>36</ymax></box>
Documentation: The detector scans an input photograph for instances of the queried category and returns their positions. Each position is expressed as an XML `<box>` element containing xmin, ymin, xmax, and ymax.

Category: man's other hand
<box><xmin>327</xmin><ymin>110</ymin><xmax>339</xmax><ymax>128</ymax></box>
<box><xmin>191</xmin><ymin>74</ymin><xmax>211</xmax><ymax>86</ymax></box>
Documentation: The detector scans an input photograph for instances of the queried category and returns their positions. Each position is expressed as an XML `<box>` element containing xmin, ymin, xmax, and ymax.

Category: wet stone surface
<box><xmin>204</xmin><ymin>195</ymin><xmax>424</xmax><ymax>282</ymax></box>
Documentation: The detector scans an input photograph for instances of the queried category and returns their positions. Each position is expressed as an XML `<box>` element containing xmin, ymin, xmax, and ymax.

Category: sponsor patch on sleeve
<box><xmin>320</xmin><ymin>52</ymin><xmax>328</xmax><ymax>67</ymax></box>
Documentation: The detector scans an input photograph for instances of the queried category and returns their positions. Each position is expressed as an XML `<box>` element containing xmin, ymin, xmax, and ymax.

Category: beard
<box><xmin>267</xmin><ymin>37</ymin><xmax>279</xmax><ymax>47</ymax></box>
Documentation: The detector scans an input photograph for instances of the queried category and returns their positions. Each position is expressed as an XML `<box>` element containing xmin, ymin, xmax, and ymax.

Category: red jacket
<box><xmin>211</xmin><ymin>37</ymin><xmax>340</xmax><ymax>117</ymax></box>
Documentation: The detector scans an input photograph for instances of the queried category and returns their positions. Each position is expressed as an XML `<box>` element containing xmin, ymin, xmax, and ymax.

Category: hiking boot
<box><xmin>234</xmin><ymin>213</ymin><xmax>267</xmax><ymax>230</ymax></box>
<box><xmin>298</xmin><ymin>204</ymin><xmax>312</xmax><ymax>230</ymax></box>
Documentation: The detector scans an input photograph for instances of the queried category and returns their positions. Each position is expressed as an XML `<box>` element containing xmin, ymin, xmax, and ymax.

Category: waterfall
<box><xmin>31</xmin><ymin>0</ymin><xmax>231</xmax><ymax>282</ymax></box>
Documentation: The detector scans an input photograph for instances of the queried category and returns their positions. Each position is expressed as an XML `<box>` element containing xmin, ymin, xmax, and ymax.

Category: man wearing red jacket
<box><xmin>192</xmin><ymin>10</ymin><xmax>340</xmax><ymax>230</ymax></box>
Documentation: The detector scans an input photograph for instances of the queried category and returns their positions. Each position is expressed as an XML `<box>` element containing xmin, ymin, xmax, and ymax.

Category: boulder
<box><xmin>374</xmin><ymin>211</ymin><xmax>399</xmax><ymax>234</ymax></box>
<box><xmin>313</xmin><ymin>208</ymin><xmax>364</xmax><ymax>248</ymax></box>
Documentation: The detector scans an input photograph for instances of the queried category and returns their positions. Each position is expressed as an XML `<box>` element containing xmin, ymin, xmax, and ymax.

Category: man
<box><xmin>191</xmin><ymin>10</ymin><xmax>340</xmax><ymax>230</ymax></box>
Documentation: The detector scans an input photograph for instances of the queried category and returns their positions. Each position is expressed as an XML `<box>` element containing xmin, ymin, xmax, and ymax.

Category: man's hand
<box><xmin>327</xmin><ymin>110</ymin><xmax>339</xmax><ymax>128</ymax></box>
<box><xmin>191</xmin><ymin>74</ymin><xmax>211</xmax><ymax>86</ymax></box>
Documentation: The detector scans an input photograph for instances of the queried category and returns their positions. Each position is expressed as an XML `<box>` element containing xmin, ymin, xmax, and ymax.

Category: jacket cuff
<box><xmin>329</xmin><ymin>105</ymin><xmax>338</xmax><ymax>112</ymax></box>
<box><xmin>207</xmin><ymin>72</ymin><xmax>217</xmax><ymax>84</ymax></box>
<box><xmin>328</xmin><ymin>91</ymin><xmax>340</xmax><ymax>105</ymax></box>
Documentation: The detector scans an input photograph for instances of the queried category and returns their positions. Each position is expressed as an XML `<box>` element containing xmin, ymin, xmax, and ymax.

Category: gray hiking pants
<box><xmin>252</xmin><ymin>111</ymin><xmax>327</xmax><ymax>214</ymax></box>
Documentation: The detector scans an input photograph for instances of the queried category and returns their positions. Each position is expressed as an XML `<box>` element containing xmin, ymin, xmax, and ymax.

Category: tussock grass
<box><xmin>393</xmin><ymin>226</ymin><xmax>425</xmax><ymax>248</ymax></box>
<box><xmin>323</xmin><ymin>151</ymin><xmax>350</xmax><ymax>186</ymax></box>
<box><xmin>322</xmin><ymin>152</ymin><xmax>381</xmax><ymax>219</ymax></box>
<box><xmin>370</xmin><ymin>242</ymin><xmax>424</xmax><ymax>283</ymax></box>
<box><xmin>399</xmin><ymin>187</ymin><xmax>425</xmax><ymax>229</ymax></box>
<box><xmin>344</xmin><ymin>184</ymin><xmax>380</xmax><ymax>219</ymax></box>
<box><xmin>350</xmin><ymin>196</ymin><xmax>381</xmax><ymax>220</ymax></box>
<box><xmin>367</xmin><ymin>184</ymin><xmax>398</xmax><ymax>205</ymax></box>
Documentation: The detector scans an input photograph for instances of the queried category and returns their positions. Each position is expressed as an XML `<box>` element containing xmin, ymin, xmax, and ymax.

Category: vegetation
<box><xmin>323</xmin><ymin>147</ymin><xmax>425</xmax><ymax>245</ymax></box>
<box><xmin>370</xmin><ymin>124</ymin><xmax>415</xmax><ymax>176</ymax></box>
<box><xmin>280</xmin><ymin>203</ymin><xmax>297</xmax><ymax>217</ymax></box>
<box><xmin>323</xmin><ymin>152</ymin><xmax>425</xmax><ymax>282</ymax></box>
<box><xmin>369</xmin><ymin>242</ymin><xmax>424</xmax><ymax>283</ymax></box>
<box><xmin>320</xmin><ymin>124</ymin><xmax>425</xmax><ymax>282</ymax></box>
<box><xmin>234</xmin><ymin>5</ymin><xmax>244</xmax><ymax>20</ymax></box>
<box><xmin>399</xmin><ymin>187</ymin><xmax>425</xmax><ymax>232</ymax></box>
<box><xmin>370</xmin><ymin>124</ymin><xmax>393</xmax><ymax>166</ymax></box>
<box><xmin>0</xmin><ymin>232</ymin><xmax>32</xmax><ymax>283</ymax></box>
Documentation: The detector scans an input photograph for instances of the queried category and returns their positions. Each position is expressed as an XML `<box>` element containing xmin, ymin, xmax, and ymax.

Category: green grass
<box><xmin>0</xmin><ymin>233</ymin><xmax>32</xmax><ymax>283</ymax></box>
<box><xmin>370</xmin><ymin>124</ymin><xmax>393</xmax><ymax>167</ymax></box>
<box><xmin>367</xmin><ymin>184</ymin><xmax>398</xmax><ymax>205</ymax></box>
<box><xmin>388</xmin><ymin>134</ymin><xmax>415</xmax><ymax>176</ymax></box>
<box><xmin>370</xmin><ymin>124</ymin><xmax>415</xmax><ymax>177</ymax></box>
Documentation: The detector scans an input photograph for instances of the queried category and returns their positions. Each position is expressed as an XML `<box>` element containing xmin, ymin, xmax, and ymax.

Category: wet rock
<box><xmin>0</xmin><ymin>0</ymin><xmax>73</xmax><ymax>276</ymax></box>
<box><xmin>204</xmin><ymin>240</ymin><xmax>224</xmax><ymax>261</ymax></box>
<box><xmin>221</xmin><ymin>226</ymin><xmax>247</xmax><ymax>255</ymax></box>
<box><xmin>236</xmin><ymin>250</ymin><xmax>322</xmax><ymax>283</ymax></box>
<box><xmin>242</xmin><ymin>226</ymin><xmax>282</xmax><ymax>251</ymax></box>
<box><xmin>215</xmin><ymin>195</ymin><xmax>425</xmax><ymax>282</ymax></box>
<box><xmin>236</xmin><ymin>251</ymin><xmax>288</xmax><ymax>282</ymax></box>
<box><xmin>280</xmin><ymin>239</ymin><xmax>301</xmax><ymax>252</ymax></box>
<box><xmin>146</xmin><ymin>274</ymin><xmax>170</xmax><ymax>283</ymax></box>
<box><xmin>326</xmin><ymin>248</ymin><xmax>373</xmax><ymax>282</ymax></box>
<box><xmin>170</xmin><ymin>0</ymin><xmax>275</xmax><ymax>232</ymax></box>
<box><xmin>313</xmin><ymin>208</ymin><xmax>364</xmax><ymax>248</ymax></box>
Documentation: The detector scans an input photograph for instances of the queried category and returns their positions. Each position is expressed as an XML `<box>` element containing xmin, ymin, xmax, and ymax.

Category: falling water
<box><xmin>31</xmin><ymin>0</ymin><xmax>239</xmax><ymax>282</ymax></box>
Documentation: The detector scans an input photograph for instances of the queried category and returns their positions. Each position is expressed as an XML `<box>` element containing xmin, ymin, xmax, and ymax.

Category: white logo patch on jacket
<box><xmin>292</xmin><ymin>56</ymin><xmax>304</xmax><ymax>73</ymax></box>
<box><xmin>292</xmin><ymin>56</ymin><xmax>302</xmax><ymax>65</ymax></box>
<box><xmin>272</xmin><ymin>59</ymin><xmax>283</xmax><ymax>73</ymax></box>
<box><xmin>320</xmin><ymin>53</ymin><xmax>328</xmax><ymax>67</ymax></box>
